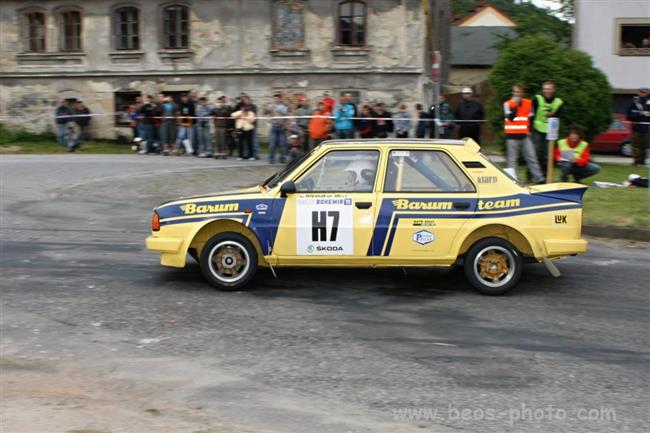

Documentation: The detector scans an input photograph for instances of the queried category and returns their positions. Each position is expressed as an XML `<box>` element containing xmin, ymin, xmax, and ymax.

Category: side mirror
<box><xmin>280</xmin><ymin>180</ymin><xmax>296</xmax><ymax>198</ymax></box>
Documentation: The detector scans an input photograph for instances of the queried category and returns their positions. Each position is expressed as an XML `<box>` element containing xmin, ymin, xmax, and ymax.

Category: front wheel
<box><xmin>199</xmin><ymin>232</ymin><xmax>258</xmax><ymax>291</ymax></box>
<box><xmin>620</xmin><ymin>141</ymin><xmax>632</xmax><ymax>157</ymax></box>
<box><xmin>463</xmin><ymin>237</ymin><xmax>522</xmax><ymax>296</ymax></box>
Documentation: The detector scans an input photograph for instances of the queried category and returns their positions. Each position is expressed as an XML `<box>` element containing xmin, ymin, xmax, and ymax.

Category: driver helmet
<box><xmin>344</xmin><ymin>159</ymin><xmax>376</xmax><ymax>186</ymax></box>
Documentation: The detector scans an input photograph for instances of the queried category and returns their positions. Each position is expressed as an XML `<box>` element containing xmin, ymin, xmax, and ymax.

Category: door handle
<box><xmin>355</xmin><ymin>202</ymin><xmax>373</xmax><ymax>209</ymax></box>
<box><xmin>453</xmin><ymin>201</ymin><xmax>471</xmax><ymax>210</ymax></box>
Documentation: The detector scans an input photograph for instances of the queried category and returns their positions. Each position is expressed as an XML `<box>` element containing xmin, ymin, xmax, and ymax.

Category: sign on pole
<box><xmin>546</xmin><ymin>117</ymin><xmax>560</xmax><ymax>140</ymax></box>
<box><xmin>432</xmin><ymin>50</ymin><xmax>441</xmax><ymax>79</ymax></box>
<box><xmin>432</xmin><ymin>50</ymin><xmax>441</xmax><ymax>138</ymax></box>
<box><xmin>546</xmin><ymin>117</ymin><xmax>560</xmax><ymax>183</ymax></box>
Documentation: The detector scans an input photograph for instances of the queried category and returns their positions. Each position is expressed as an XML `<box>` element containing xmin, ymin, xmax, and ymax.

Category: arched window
<box><xmin>114</xmin><ymin>7</ymin><xmax>140</xmax><ymax>50</ymax></box>
<box><xmin>24</xmin><ymin>11</ymin><xmax>46</xmax><ymax>52</ymax></box>
<box><xmin>60</xmin><ymin>10</ymin><xmax>82</xmax><ymax>51</ymax></box>
<box><xmin>337</xmin><ymin>1</ymin><xmax>366</xmax><ymax>46</ymax></box>
<box><xmin>162</xmin><ymin>5</ymin><xmax>189</xmax><ymax>49</ymax></box>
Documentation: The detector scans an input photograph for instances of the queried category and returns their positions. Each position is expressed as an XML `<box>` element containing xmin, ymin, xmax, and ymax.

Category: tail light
<box><xmin>151</xmin><ymin>211</ymin><xmax>160</xmax><ymax>232</ymax></box>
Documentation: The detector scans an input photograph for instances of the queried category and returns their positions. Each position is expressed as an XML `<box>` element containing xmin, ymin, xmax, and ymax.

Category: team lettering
<box><xmin>477</xmin><ymin>198</ymin><xmax>520</xmax><ymax>210</ymax></box>
<box><xmin>182</xmin><ymin>202</ymin><xmax>239</xmax><ymax>215</ymax></box>
<box><xmin>393</xmin><ymin>199</ymin><xmax>453</xmax><ymax>210</ymax></box>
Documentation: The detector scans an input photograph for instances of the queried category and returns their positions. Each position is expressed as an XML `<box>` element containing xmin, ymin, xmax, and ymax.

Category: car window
<box><xmin>295</xmin><ymin>150</ymin><xmax>379</xmax><ymax>192</ymax></box>
<box><xmin>610</xmin><ymin>119</ymin><xmax>627</xmax><ymax>131</ymax></box>
<box><xmin>384</xmin><ymin>150</ymin><xmax>475</xmax><ymax>193</ymax></box>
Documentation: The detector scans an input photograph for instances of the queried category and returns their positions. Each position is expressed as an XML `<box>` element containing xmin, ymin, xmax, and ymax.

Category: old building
<box><xmin>574</xmin><ymin>0</ymin><xmax>650</xmax><ymax>113</ymax></box>
<box><xmin>449</xmin><ymin>3</ymin><xmax>516</xmax><ymax>92</ymax></box>
<box><xmin>0</xmin><ymin>0</ymin><xmax>449</xmax><ymax>138</ymax></box>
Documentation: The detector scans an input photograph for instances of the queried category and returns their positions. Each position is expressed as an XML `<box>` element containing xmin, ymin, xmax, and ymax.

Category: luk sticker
<box><xmin>296</xmin><ymin>197</ymin><xmax>354</xmax><ymax>255</ymax></box>
<box><xmin>412</xmin><ymin>230</ymin><xmax>435</xmax><ymax>245</ymax></box>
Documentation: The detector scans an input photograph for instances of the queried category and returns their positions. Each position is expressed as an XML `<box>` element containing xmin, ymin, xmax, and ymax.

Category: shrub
<box><xmin>487</xmin><ymin>35</ymin><xmax>612</xmax><ymax>142</ymax></box>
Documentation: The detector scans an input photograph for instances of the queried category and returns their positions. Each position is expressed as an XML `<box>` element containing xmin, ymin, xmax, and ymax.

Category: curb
<box><xmin>583</xmin><ymin>225</ymin><xmax>650</xmax><ymax>242</ymax></box>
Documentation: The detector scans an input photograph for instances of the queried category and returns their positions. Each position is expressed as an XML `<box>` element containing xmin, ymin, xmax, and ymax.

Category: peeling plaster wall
<box><xmin>0</xmin><ymin>0</ymin><xmax>440</xmax><ymax>138</ymax></box>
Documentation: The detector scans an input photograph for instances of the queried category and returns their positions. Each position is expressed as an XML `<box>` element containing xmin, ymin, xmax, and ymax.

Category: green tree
<box><xmin>487</xmin><ymin>35</ymin><xmax>612</xmax><ymax>142</ymax></box>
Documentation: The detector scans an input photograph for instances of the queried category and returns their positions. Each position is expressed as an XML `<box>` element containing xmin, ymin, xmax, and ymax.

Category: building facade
<box><xmin>574</xmin><ymin>0</ymin><xmax>650</xmax><ymax>112</ymax></box>
<box><xmin>0</xmin><ymin>0</ymin><xmax>447</xmax><ymax>138</ymax></box>
<box><xmin>449</xmin><ymin>3</ymin><xmax>516</xmax><ymax>92</ymax></box>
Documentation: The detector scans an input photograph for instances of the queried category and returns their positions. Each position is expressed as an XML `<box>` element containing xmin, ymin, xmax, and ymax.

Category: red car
<box><xmin>591</xmin><ymin>114</ymin><xmax>633</xmax><ymax>156</ymax></box>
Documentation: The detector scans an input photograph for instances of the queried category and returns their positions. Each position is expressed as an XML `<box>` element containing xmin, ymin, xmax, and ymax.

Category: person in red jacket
<box><xmin>555</xmin><ymin>125</ymin><xmax>600</xmax><ymax>182</ymax></box>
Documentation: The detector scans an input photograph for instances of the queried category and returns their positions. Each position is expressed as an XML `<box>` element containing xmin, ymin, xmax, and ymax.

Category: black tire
<box><xmin>620</xmin><ymin>141</ymin><xmax>632</xmax><ymax>157</ymax></box>
<box><xmin>199</xmin><ymin>232</ymin><xmax>258</xmax><ymax>291</ymax></box>
<box><xmin>463</xmin><ymin>237</ymin><xmax>522</xmax><ymax>296</ymax></box>
<box><xmin>188</xmin><ymin>248</ymin><xmax>199</xmax><ymax>263</ymax></box>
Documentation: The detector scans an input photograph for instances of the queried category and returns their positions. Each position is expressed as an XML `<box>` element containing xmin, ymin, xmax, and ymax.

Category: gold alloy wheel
<box><xmin>473</xmin><ymin>245</ymin><xmax>516</xmax><ymax>288</ymax></box>
<box><xmin>208</xmin><ymin>241</ymin><xmax>250</xmax><ymax>283</ymax></box>
<box><xmin>479</xmin><ymin>250</ymin><xmax>509</xmax><ymax>283</ymax></box>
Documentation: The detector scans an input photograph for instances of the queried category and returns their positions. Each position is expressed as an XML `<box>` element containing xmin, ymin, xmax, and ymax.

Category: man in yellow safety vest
<box><xmin>555</xmin><ymin>124</ymin><xmax>600</xmax><ymax>183</ymax></box>
<box><xmin>532</xmin><ymin>80</ymin><xmax>564</xmax><ymax>178</ymax></box>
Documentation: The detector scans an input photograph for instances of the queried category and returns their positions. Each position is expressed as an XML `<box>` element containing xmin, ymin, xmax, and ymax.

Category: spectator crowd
<box><xmin>53</xmin><ymin>84</ymin><xmax>649</xmax><ymax>185</ymax></box>
<box><xmin>54</xmin><ymin>89</ymin><xmax>485</xmax><ymax>162</ymax></box>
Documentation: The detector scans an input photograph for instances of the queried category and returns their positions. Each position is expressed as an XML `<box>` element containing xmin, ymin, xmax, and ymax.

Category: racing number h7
<box><xmin>312</xmin><ymin>211</ymin><xmax>339</xmax><ymax>241</ymax></box>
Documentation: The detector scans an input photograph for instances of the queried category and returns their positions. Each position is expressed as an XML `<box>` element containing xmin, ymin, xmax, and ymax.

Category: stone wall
<box><xmin>0</xmin><ymin>0</ymin><xmax>442</xmax><ymax>138</ymax></box>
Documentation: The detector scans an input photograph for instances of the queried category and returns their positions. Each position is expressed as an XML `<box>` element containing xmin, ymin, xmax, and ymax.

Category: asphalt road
<box><xmin>1</xmin><ymin>155</ymin><xmax>649</xmax><ymax>433</ymax></box>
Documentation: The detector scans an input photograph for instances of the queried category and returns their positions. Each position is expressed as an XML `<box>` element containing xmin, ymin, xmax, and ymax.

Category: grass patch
<box><xmin>577</xmin><ymin>164</ymin><xmax>650</xmax><ymax>227</ymax></box>
<box><xmin>510</xmin><ymin>163</ymin><xmax>649</xmax><ymax>227</ymax></box>
<box><xmin>0</xmin><ymin>140</ymin><xmax>133</xmax><ymax>154</ymax></box>
<box><xmin>0</xmin><ymin>123</ymin><xmax>56</xmax><ymax>144</ymax></box>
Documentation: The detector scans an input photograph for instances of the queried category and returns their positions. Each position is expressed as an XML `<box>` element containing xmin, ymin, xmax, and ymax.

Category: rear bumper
<box><xmin>543</xmin><ymin>239</ymin><xmax>588</xmax><ymax>258</ymax></box>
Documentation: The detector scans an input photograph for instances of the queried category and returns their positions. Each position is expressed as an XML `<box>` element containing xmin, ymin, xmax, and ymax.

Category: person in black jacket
<box><xmin>372</xmin><ymin>103</ymin><xmax>394</xmax><ymax>138</ymax></box>
<box><xmin>454</xmin><ymin>87</ymin><xmax>485</xmax><ymax>144</ymax></box>
<box><xmin>137</xmin><ymin>95</ymin><xmax>159</xmax><ymax>154</ymax></box>
<box><xmin>73</xmin><ymin>101</ymin><xmax>91</xmax><ymax>144</ymax></box>
<box><xmin>415</xmin><ymin>103</ymin><xmax>429</xmax><ymax>138</ymax></box>
<box><xmin>357</xmin><ymin>105</ymin><xmax>374</xmax><ymax>138</ymax></box>
<box><xmin>175</xmin><ymin>93</ymin><xmax>196</xmax><ymax>155</ymax></box>
<box><xmin>55</xmin><ymin>99</ymin><xmax>72</xmax><ymax>146</ymax></box>
<box><xmin>627</xmin><ymin>87</ymin><xmax>650</xmax><ymax>166</ymax></box>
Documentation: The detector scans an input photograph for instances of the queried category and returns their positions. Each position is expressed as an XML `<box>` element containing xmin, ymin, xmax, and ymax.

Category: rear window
<box><xmin>384</xmin><ymin>150</ymin><xmax>475</xmax><ymax>193</ymax></box>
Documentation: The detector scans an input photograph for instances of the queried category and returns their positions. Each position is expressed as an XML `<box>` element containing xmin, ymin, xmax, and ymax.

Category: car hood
<box><xmin>156</xmin><ymin>186</ymin><xmax>262</xmax><ymax>208</ymax></box>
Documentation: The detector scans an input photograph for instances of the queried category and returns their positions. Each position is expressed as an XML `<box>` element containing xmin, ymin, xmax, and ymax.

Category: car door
<box><xmin>272</xmin><ymin>148</ymin><xmax>382</xmax><ymax>265</ymax></box>
<box><xmin>370</xmin><ymin>149</ymin><xmax>478</xmax><ymax>264</ymax></box>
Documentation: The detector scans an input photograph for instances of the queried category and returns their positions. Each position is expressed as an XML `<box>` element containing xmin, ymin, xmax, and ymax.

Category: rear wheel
<box><xmin>199</xmin><ymin>232</ymin><xmax>257</xmax><ymax>291</ymax></box>
<box><xmin>463</xmin><ymin>237</ymin><xmax>522</xmax><ymax>295</ymax></box>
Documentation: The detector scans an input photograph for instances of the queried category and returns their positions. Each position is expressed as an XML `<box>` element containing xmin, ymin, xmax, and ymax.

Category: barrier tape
<box><xmin>1</xmin><ymin>112</ymin><xmax>650</xmax><ymax>125</ymax></box>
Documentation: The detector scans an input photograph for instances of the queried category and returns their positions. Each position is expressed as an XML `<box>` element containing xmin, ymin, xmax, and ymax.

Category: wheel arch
<box><xmin>189</xmin><ymin>219</ymin><xmax>267</xmax><ymax>266</ymax></box>
<box><xmin>456</xmin><ymin>224</ymin><xmax>537</xmax><ymax>259</ymax></box>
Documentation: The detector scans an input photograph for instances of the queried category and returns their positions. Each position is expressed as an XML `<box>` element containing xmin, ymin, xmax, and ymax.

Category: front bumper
<box><xmin>146</xmin><ymin>235</ymin><xmax>186</xmax><ymax>267</ymax></box>
<box><xmin>543</xmin><ymin>239</ymin><xmax>588</xmax><ymax>258</ymax></box>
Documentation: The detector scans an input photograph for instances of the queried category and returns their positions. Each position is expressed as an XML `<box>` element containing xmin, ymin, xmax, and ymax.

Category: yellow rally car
<box><xmin>146</xmin><ymin>139</ymin><xmax>588</xmax><ymax>295</ymax></box>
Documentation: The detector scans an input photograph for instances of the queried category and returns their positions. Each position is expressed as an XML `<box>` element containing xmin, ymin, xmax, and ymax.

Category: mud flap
<box><xmin>542</xmin><ymin>256</ymin><xmax>561</xmax><ymax>278</ymax></box>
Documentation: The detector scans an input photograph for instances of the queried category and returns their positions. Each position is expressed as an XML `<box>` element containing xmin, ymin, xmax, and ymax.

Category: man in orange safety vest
<box><xmin>504</xmin><ymin>84</ymin><xmax>545</xmax><ymax>184</ymax></box>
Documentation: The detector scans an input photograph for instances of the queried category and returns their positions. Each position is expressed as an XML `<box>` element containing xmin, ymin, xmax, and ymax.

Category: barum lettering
<box><xmin>182</xmin><ymin>202</ymin><xmax>240</xmax><ymax>215</ymax></box>
<box><xmin>392</xmin><ymin>199</ymin><xmax>453</xmax><ymax>211</ymax></box>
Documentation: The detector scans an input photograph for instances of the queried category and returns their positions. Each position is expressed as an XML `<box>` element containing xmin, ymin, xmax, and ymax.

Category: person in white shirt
<box><xmin>231</xmin><ymin>105</ymin><xmax>256</xmax><ymax>160</ymax></box>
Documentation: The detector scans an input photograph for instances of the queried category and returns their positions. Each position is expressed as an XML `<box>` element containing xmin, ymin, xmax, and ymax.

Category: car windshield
<box><xmin>262</xmin><ymin>147</ymin><xmax>317</xmax><ymax>188</ymax></box>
